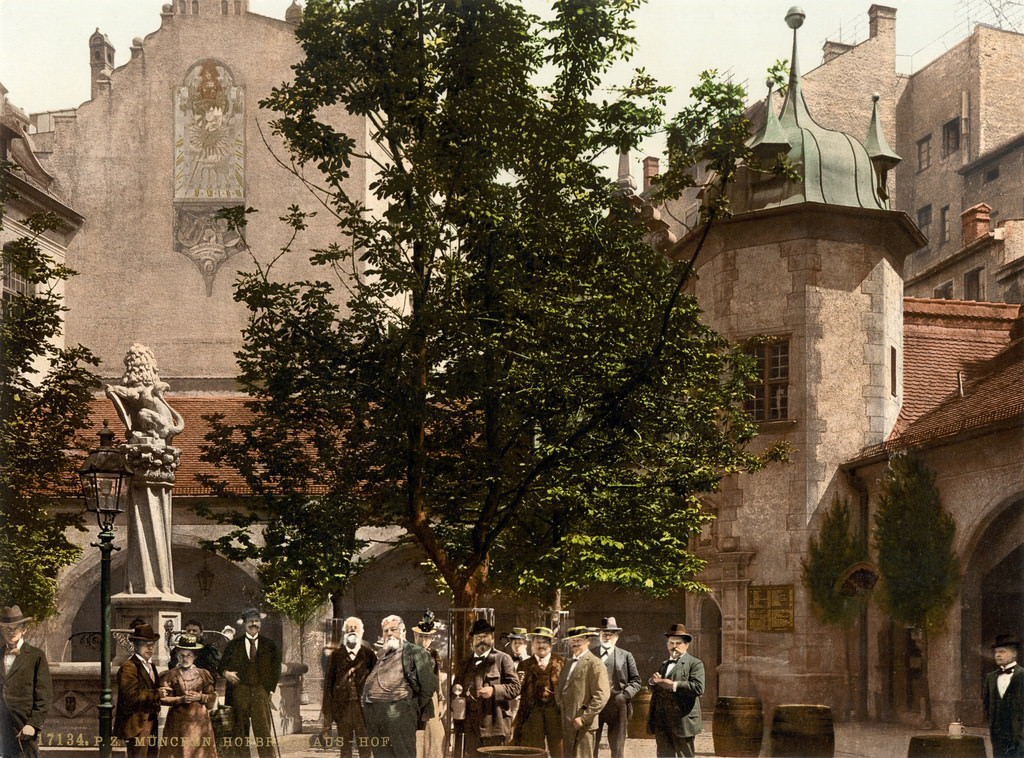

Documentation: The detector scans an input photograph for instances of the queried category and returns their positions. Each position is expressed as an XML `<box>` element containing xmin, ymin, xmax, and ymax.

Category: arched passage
<box><xmin>700</xmin><ymin>597</ymin><xmax>723</xmax><ymax>709</ymax></box>
<box><xmin>960</xmin><ymin>494</ymin><xmax>1024</xmax><ymax>722</ymax></box>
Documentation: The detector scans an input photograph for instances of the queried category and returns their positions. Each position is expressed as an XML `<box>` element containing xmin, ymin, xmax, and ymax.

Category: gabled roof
<box><xmin>885</xmin><ymin>298</ymin><xmax>1023</xmax><ymax>450</ymax></box>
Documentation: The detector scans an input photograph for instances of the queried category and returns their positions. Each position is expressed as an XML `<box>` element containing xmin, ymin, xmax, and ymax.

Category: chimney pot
<box><xmin>961</xmin><ymin>203</ymin><xmax>992</xmax><ymax>246</ymax></box>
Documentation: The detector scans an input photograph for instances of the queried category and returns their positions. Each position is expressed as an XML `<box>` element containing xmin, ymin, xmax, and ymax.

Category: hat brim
<box><xmin>0</xmin><ymin>616</ymin><xmax>31</xmax><ymax>626</ymax></box>
<box><xmin>665</xmin><ymin>633</ymin><xmax>693</xmax><ymax>642</ymax></box>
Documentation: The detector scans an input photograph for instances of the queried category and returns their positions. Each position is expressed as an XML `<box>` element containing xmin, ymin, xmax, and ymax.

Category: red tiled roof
<box><xmin>885</xmin><ymin>298</ymin><xmax>1024</xmax><ymax>450</ymax></box>
<box><xmin>86</xmin><ymin>396</ymin><xmax>254</xmax><ymax>496</ymax></box>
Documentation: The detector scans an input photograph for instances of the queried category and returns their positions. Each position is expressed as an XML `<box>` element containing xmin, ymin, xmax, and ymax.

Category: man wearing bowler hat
<box><xmin>0</xmin><ymin>606</ymin><xmax>51</xmax><ymax>758</ymax></box>
<box><xmin>593</xmin><ymin>617</ymin><xmax>641</xmax><ymax>758</ymax></box>
<box><xmin>114</xmin><ymin>621</ymin><xmax>163</xmax><ymax>758</ymax></box>
<box><xmin>984</xmin><ymin>634</ymin><xmax>1024</xmax><ymax>757</ymax></box>
<box><xmin>647</xmin><ymin>623</ymin><xmax>703</xmax><ymax>758</ymax></box>
<box><xmin>557</xmin><ymin>626</ymin><xmax>609</xmax><ymax>758</ymax></box>
<box><xmin>453</xmin><ymin>618</ymin><xmax>520</xmax><ymax>755</ymax></box>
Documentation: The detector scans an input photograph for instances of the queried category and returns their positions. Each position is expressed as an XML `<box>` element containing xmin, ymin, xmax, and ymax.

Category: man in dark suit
<box><xmin>984</xmin><ymin>634</ymin><xmax>1024</xmax><ymax>757</ymax></box>
<box><xmin>647</xmin><ymin>623</ymin><xmax>704</xmax><ymax>758</ymax></box>
<box><xmin>221</xmin><ymin>608</ymin><xmax>281</xmax><ymax>758</ymax></box>
<box><xmin>593</xmin><ymin>616</ymin><xmax>641</xmax><ymax>758</ymax></box>
<box><xmin>113</xmin><ymin>622</ymin><xmax>163</xmax><ymax>758</ymax></box>
<box><xmin>0</xmin><ymin>606</ymin><xmax>51</xmax><ymax>758</ymax></box>
<box><xmin>322</xmin><ymin>616</ymin><xmax>375</xmax><ymax>758</ymax></box>
<box><xmin>453</xmin><ymin>618</ymin><xmax>521</xmax><ymax>755</ymax></box>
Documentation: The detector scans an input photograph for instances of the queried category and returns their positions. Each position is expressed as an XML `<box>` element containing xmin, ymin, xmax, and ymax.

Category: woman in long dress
<box><xmin>159</xmin><ymin>634</ymin><xmax>218</xmax><ymax>758</ymax></box>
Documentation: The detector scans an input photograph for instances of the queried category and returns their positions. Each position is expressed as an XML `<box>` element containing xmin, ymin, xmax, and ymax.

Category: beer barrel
<box><xmin>713</xmin><ymin>696</ymin><xmax>763</xmax><ymax>757</ymax></box>
<box><xmin>627</xmin><ymin>688</ymin><xmax>653</xmax><ymax>739</ymax></box>
<box><xmin>768</xmin><ymin>704</ymin><xmax>834</xmax><ymax>758</ymax></box>
<box><xmin>906</xmin><ymin>735</ymin><xmax>986</xmax><ymax>758</ymax></box>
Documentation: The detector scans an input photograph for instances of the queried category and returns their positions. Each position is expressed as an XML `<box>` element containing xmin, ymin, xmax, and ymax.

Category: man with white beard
<box><xmin>323</xmin><ymin>617</ymin><xmax>376</xmax><ymax>758</ymax></box>
<box><xmin>362</xmin><ymin>615</ymin><xmax>438</xmax><ymax>758</ymax></box>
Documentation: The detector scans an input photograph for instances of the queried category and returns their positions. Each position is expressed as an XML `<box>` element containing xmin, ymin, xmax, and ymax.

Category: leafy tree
<box><xmin>874</xmin><ymin>452</ymin><xmax>960</xmax><ymax>724</ymax></box>
<box><xmin>0</xmin><ymin>162</ymin><xmax>99</xmax><ymax>619</ymax></box>
<box><xmin>802</xmin><ymin>494</ymin><xmax>869</xmax><ymax>716</ymax></box>
<box><xmin>200</xmin><ymin>0</ymin><xmax>784</xmax><ymax>616</ymax></box>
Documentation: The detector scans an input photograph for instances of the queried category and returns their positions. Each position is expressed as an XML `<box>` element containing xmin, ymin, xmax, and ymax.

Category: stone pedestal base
<box><xmin>111</xmin><ymin>592</ymin><xmax>191</xmax><ymax>668</ymax></box>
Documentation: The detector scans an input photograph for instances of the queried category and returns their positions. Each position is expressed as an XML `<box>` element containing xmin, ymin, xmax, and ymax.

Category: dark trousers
<box><xmin>331</xmin><ymin>702</ymin><xmax>371</xmax><ymax>758</ymax></box>
<box><xmin>520</xmin><ymin>701</ymin><xmax>562</xmax><ymax>757</ymax></box>
<box><xmin>230</xmin><ymin>684</ymin><xmax>275</xmax><ymax>758</ymax></box>
<box><xmin>594</xmin><ymin>695</ymin><xmax>628</xmax><ymax>758</ymax></box>
<box><xmin>653</xmin><ymin>728</ymin><xmax>694</xmax><ymax>758</ymax></box>
<box><xmin>362</xmin><ymin>698</ymin><xmax>418</xmax><ymax>758</ymax></box>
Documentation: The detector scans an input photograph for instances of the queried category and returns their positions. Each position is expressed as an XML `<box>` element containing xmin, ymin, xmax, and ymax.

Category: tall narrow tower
<box><xmin>89</xmin><ymin>28</ymin><xmax>114</xmax><ymax>100</ymax></box>
<box><xmin>666</xmin><ymin>7</ymin><xmax>925</xmax><ymax>710</ymax></box>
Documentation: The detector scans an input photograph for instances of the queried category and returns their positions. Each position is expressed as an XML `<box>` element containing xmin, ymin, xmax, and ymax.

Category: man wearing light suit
<box><xmin>984</xmin><ymin>634</ymin><xmax>1024</xmax><ymax>757</ymax></box>
<box><xmin>0</xmin><ymin>606</ymin><xmax>51</xmax><ymax>758</ymax></box>
<box><xmin>557</xmin><ymin>626</ymin><xmax>610</xmax><ymax>758</ymax></box>
<box><xmin>593</xmin><ymin>617</ymin><xmax>641</xmax><ymax>758</ymax></box>
<box><xmin>647</xmin><ymin>623</ymin><xmax>704</xmax><ymax>758</ymax></box>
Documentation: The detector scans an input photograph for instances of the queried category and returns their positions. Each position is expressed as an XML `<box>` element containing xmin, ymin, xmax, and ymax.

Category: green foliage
<box><xmin>873</xmin><ymin>453</ymin><xmax>960</xmax><ymax>631</ymax></box>
<box><xmin>802</xmin><ymin>495</ymin><xmax>868</xmax><ymax>628</ymax></box>
<box><xmin>202</xmin><ymin>0</ymin><xmax>782</xmax><ymax>606</ymax></box>
<box><xmin>0</xmin><ymin>162</ymin><xmax>98</xmax><ymax>619</ymax></box>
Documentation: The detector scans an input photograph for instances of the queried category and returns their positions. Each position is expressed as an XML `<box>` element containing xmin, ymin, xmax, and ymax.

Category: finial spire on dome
<box><xmin>785</xmin><ymin>7</ymin><xmax>806</xmax><ymax>87</ymax></box>
<box><xmin>749</xmin><ymin>80</ymin><xmax>792</xmax><ymax>162</ymax></box>
<box><xmin>865</xmin><ymin>94</ymin><xmax>901</xmax><ymax>201</ymax></box>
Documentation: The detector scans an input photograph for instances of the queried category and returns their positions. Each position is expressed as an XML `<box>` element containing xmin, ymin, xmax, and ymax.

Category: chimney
<box><xmin>642</xmin><ymin>156</ymin><xmax>659</xmax><ymax>193</ymax></box>
<box><xmin>961</xmin><ymin>203</ymin><xmax>992</xmax><ymax>246</ymax></box>
<box><xmin>868</xmin><ymin>5</ymin><xmax>897</xmax><ymax>39</ymax></box>
<box><xmin>822</xmin><ymin>40</ymin><xmax>855</xmax><ymax>63</ymax></box>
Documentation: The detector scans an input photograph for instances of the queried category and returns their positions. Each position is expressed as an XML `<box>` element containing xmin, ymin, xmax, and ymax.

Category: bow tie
<box><xmin>4</xmin><ymin>647</ymin><xmax>16</xmax><ymax>655</ymax></box>
<box><xmin>1000</xmin><ymin>667</ymin><xmax>1016</xmax><ymax>675</ymax></box>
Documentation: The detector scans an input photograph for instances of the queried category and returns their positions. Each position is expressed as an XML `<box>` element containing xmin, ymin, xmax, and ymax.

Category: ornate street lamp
<box><xmin>78</xmin><ymin>421</ymin><xmax>132</xmax><ymax>758</ymax></box>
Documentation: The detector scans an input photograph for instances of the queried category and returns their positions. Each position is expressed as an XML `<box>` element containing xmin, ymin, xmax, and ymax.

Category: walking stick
<box><xmin>265</xmin><ymin>692</ymin><xmax>282</xmax><ymax>758</ymax></box>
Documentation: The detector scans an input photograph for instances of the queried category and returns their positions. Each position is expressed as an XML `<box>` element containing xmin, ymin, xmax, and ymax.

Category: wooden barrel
<box><xmin>906</xmin><ymin>735</ymin><xmax>986</xmax><ymax>758</ymax></box>
<box><xmin>627</xmin><ymin>688</ymin><xmax>654</xmax><ymax>739</ymax></box>
<box><xmin>768</xmin><ymin>704</ymin><xmax>834</xmax><ymax>758</ymax></box>
<box><xmin>713</xmin><ymin>696</ymin><xmax>764</xmax><ymax>757</ymax></box>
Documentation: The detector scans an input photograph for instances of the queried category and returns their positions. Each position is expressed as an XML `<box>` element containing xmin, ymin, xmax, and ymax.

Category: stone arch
<box><xmin>959</xmin><ymin>490</ymin><xmax>1024</xmax><ymax>721</ymax></box>
<box><xmin>59</xmin><ymin>539</ymin><xmax>261</xmax><ymax>663</ymax></box>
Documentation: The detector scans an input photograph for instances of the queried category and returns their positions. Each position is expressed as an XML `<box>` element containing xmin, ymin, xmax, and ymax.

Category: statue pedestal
<box><xmin>112</xmin><ymin>593</ymin><xmax>191</xmax><ymax>668</ymax></box>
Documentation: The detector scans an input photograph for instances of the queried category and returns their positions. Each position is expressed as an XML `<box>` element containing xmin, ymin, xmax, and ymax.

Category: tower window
<box><xmin>985</xmin><ymin>165</ymin><xmax>1000</xmax><ymax>183</ymax></box>
<box><xmin>890</xmin><ymin>346</ymin><xmax>898</xmax><ymax>397</ymax></box>
<box><xmin>940</xmin><ymin>205</ymin><xmax>950</xmax><ymax>244</ymax></box>
<box><xmin>917</xmin><ymin>135</ymin><xmax>932</xmax><ymax>171</ymax></box>
<box><xmin>942</xmin><ymin>118</ymin><xmax>960</xmax><ymax>156</ymax></box>
<box><xmin>2</xmin><ymin>255</ymin><xmax>35</xmax><ymax>320</ymax></box>
<box><xmin>745</xmin><ymin>339</ymin><xmax>789</xmax><ymax>422</ymax></box>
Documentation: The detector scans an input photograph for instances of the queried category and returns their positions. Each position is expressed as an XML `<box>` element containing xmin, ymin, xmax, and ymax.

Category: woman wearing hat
<box><xmin>158</xmin><ymin>633</ymin><xmax>218</xmax><ymax>757</ymax></box>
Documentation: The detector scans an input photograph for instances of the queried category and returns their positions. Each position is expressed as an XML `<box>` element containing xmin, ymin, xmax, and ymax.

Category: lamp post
<box><xmin>78</xmin><ymin>422</ymin><xmax>132</xmax><ymax>758</ymax></box>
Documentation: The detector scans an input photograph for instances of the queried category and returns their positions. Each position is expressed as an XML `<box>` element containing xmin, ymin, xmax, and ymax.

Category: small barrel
<box><xmin>713</xmin><ymin>696</ymin><xmax>764</xmax><ymax>757</ymax></box>
<box><xmin>627</xmin><ymin>688</ymin><xmax>654</xmax><ymax>739</ymax></box>
<box><xmin>906</xmin><ymin>735</ymin><xmax>986</xmax><ymax>758</ymax></box>
<box><xmin>769</xmin><ymin>704</ymin><xmax>834</xmax><ymax>758</ymax></box>
<box><xmin>477</xmin><ymin>748</ymin><xmax>547</xmax><ymax>757</ymax></box>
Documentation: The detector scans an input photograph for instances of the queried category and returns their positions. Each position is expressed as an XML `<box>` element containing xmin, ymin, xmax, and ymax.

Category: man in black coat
<box><xmin>453</xmin><ymin>618</ymin><xmax>521</xmax><ymax>756</ymax></box>
<box><xmin>323</xmin><ymin>616</ymin><xmax>375</xmax><ymax>758</ymax></box>
<box><xmin>221</xmin><ymin>608</ymin><xmax>281</xmax><ymax>758</ymax></box>
<box><xmin>984</xmin><ymin>634</ymin><xmax>1024</xmax><ymax>757</ymax></box>
<box><xmin>0</xmin><ymin>606</ymin><xmax>51</xmax><ymax>758</ymax></box>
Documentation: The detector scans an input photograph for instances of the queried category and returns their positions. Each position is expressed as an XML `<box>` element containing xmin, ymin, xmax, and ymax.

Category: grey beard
<box><xmin>383</xmin><ymin>637</ymin><xmax>401</xmax><ymax>652</ymax></box>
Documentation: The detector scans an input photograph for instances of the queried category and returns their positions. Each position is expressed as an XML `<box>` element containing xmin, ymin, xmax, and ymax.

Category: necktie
<box><xmin>600</xmin><ymin>649</ymin><xmax>608</xmax><ymax>659</ymax></box>
<box><xmin>248</xmin><ymin>638</ymin><xmax>256</xmax><ymax>661</ymax></box>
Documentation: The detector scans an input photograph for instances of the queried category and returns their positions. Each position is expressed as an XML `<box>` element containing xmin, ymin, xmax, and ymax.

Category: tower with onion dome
<box><xmin>664</xmin><ymin>7</ymin><xmax>925</xmax><ymax>714</ymax></box>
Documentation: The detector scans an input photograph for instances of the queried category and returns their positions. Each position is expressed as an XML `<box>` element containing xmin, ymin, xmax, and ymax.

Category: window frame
<box><xmin>744</xmin><ymin>338</ymin><xmax>790</xmax><ymax>423</ymax></box>
<box><xmin>917</xmin><ymin>134</ymin><xmax>932</xmax><ymax>171</ymax></box>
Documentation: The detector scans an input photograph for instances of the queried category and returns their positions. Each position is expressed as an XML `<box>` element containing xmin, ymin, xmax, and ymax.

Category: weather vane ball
<box><xmin>785</xmin><ymin>7</ymin><xmax>806</xmax><ymax>29</ymax></box>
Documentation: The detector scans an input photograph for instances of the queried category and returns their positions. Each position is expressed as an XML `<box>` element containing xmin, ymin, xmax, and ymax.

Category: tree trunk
<box><xmin>921</xmin><ymin>629</ymin><xmax>933</xmax><ymax>727</ymax></box>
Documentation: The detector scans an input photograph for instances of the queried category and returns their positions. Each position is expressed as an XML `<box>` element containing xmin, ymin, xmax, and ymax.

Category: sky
<box><xmin>1</xmin><ymin>0</ymin><xmax>1019</xmax><ymax>163</ymax></box>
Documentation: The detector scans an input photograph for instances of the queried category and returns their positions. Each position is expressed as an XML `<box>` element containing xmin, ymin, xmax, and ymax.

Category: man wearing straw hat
<box><xmin>984</xmin><ymin>633</ymin><xmax>1024</xmax><ymax>757</ymax></box>
<box><xmin>0</xmin><ymin>606</ymin><xmax>51</xmax><ymax>758</ymax></box>
<box><xmin>114</xmin><ymin>621</ymin><xmax>163</xmax><ymax>758</ymax></box>
<box><xmin>221</xmin><ymin>608</ymin><xmax>281</xmax><ymax>758</ymax></box>
<box><xmin>512</xmin><ymin>626</ymin><xmax>564</xmax><ymax>756</ymax></box>
<box><xmin>556</xmin><ymin>626</ymin><xmax>609</xmax><ymax>758</ymax></box>
<box><xmin>647</xmin><ymin>623</ymin><xmax>704</xmax><ymax>758</ymax></box>
<box><xmin>593</xmin><ymin>616</ymin><xmax>641</xmax><ymax>758</ymax></box>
